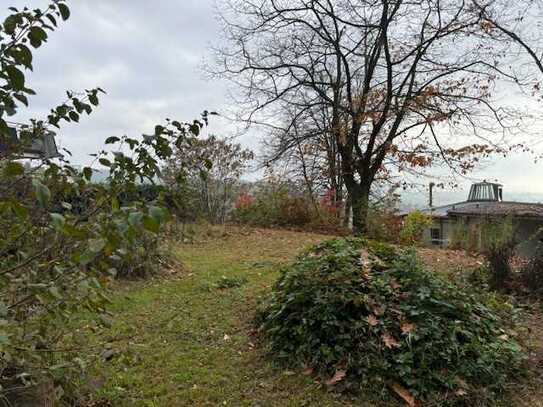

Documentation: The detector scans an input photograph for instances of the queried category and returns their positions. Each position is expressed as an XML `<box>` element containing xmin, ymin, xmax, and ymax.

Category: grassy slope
<box><xmin>87</xmin><ymin>226</ymin><xmax>543</xmax><ymax>406</ymax></box>
<box><xmin>89</xmin><ymin>227</ymin><xmax>374</xmax><ymax>406</ymax></box>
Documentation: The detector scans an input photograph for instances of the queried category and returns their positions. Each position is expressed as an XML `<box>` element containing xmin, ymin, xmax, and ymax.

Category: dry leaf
<box><xmin>325</xmin><ymin>369</ymin><xmax>346</xmax><ymax>386</ymax></box>
<box><xmin>302</xmin><ymin>366</ymin><xmax>314</xmax><ymax>376</ymax></box>
<box><xmin>373</xmin><ymin>305</ymin><xmax>386</xmax><ymax>316</ymax></box>
<box><xmin>390</xmin><ymin>279</ymin><xmax>401</xmax><ymax>290</ymax></box>
<box><xmin>455</xmin><ymin>388</ymin><xmax>468</xmax><ymax>396</ymax></box>
<box><xmin>391</xmin><ymin>382</ymin><xmax>417</xmax><ymax>407</ymax></box>
<box><xmin>382</xmin><ymin>333</ymin><xmax>400</xmax><ymax>349</ymax></box>
<box><xmin>360</xmin><ymin>249</ymin><xmax>371</xmax><ymax>274</ymax></box>
<box><xmin>367</xmin><ymin>315</ymin><xmax>379</xmax><ymax>326</ymax></box>
<box><xmin>401</xmin><ymin>323</ymin><xmax>415</xmax><ymax>335</ymax></box>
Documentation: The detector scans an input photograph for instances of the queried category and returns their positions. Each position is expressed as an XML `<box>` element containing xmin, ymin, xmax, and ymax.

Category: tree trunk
<box><xmin>342</xmin><ymin>194</ymin><xmax>351</xmax><ymax>228</ymax></box>
<box><xmin>348</xmin><ymin>183</ymin><xmax>370</xmax><ymax>236</ymax></box>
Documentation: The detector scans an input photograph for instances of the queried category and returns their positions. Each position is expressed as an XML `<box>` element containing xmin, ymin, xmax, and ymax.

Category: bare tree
<box><xmin>262</xmin><ymin>103</ymin><xmax>344</xmax><ymax>207</ymax></box>
<box><xmin>212</xmin><ymin>0</ymin><xmax>532</xmax><ymax>234</ymax></box>
<box><xmin>163</xmin><ymin>135</ymin><xmax>254</xmax><ymax>223</ymax></box>
<box><xmin>476</xmin><ymin>1</ymin><xmax>543</xmax><ymax>76</ymax></box>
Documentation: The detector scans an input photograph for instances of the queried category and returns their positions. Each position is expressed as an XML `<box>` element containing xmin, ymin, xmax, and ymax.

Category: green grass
<box><xmin>82</xmin><ymin>226</ymin><xmax>543</xmax><ymax>406</ymax></box>
<box><xmin>85</xmin><ymin>227</ymin><xmax>375</xmax><ymax>406</ymax></box>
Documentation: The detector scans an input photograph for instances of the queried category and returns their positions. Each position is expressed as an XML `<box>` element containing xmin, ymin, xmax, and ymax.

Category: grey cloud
<box><xmin>3</xmin><ymin>1</ymin><xmax>542</xmax><ymax>197</ymax></box>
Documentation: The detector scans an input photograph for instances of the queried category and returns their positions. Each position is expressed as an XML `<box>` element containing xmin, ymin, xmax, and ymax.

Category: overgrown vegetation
<box><xmin>399</xmin><ymin>210</ymin><xmax>433</xmax><ymax>245</ymax></box>
<box><xmin>0</xmin><ymin>2</ymin><xmax>207</xmax><ymax>402</ymax></box>
<box><xmin>163</xmin><ymin>135</ymin><xmax>254</xmax><ymax>224</ymax></box>
<box><xmin>520</xmin><ymin>243</ymin><xmax>543</xmax><ymax>295</ymax></box>
<box><xmin>232</xmin><ymin>174</ymin><xmax>345</xmax><ymax>233</ymax></box>
<box><xmin>256</xmin><ymin>238</ymin><xmax>525</xmax><ymax>406</ymax></box>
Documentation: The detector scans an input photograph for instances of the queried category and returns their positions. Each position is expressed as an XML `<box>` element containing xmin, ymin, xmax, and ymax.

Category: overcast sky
<box><xmin>8</xmin><ymin>1</ymin><xmax>543</xmax><ymax>205</ymax></box>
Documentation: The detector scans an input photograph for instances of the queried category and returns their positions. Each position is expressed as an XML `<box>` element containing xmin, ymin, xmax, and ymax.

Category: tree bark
<box><xmin>348</xmin><ymin>183</ymin><xmax>370</xmax><ymax>236</ymax></box>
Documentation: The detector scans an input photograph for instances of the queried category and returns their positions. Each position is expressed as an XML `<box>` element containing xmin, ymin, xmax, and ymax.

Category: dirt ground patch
<box><xmin>415</xmin><ymin>246</ymin><xmax>484</xmax><ymax>274</ymax></box>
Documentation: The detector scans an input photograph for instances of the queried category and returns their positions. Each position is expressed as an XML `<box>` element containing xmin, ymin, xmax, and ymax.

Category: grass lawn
<box><xmin>86</xmin><ymin>227</ymin><xmax>373</xmax><ymax>406</ymax></box>
<box><xmin>84</xmin><ymin>226</ymin><xmax>543</xmax><ymax>406</ymax></box>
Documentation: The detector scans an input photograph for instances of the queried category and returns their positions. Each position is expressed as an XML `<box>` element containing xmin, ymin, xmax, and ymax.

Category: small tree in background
<box><xmin>480</xmin><ymin>217</ymin><xmax>516</xmax><ymax>290</ymax></box>
<box><xmin>399</xmin><ymin>210</ymin><xmax>433</xmax><ymax>245</ymax></box>
<box><xmin>164</xmin><ymin>135</ymin><xmax>254</xmax><ymax>224</ymax></box>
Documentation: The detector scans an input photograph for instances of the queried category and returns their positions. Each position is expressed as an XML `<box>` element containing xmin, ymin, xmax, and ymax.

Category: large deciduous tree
<box><xmin>212</xmin><ymin>0</ymin><xmax>532</xmax><ymax>234</ymax></box>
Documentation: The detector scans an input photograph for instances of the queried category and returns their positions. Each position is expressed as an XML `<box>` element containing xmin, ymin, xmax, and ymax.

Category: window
<box><xmin>430</xmin><ymin>228</ymin><xmax>441</xmax><ymax>245</ymax></box>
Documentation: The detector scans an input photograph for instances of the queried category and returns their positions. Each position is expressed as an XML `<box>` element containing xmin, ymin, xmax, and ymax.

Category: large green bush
<box><xmin>256</xmin><ymin>238</ymin><xmax>525</xmax><ymax>406</ymax></box>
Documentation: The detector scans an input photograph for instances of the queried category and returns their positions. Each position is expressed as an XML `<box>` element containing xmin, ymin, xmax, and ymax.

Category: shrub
<box><xmin>0</xmin><ymin>2</ymin><xmax>208</xmax><ymax>399</ymax></box>
<box><xmin>231</xmin><ymin>179</ymin><xmax>344</xmax><ymax>232</ymax></box>
<box><xmin>256</xmin><ymin>238</ymin><xmax>525</xmax><ymax>406</ymax></box>
<box><xmin>399</xmin><ymin>210</ymin><xmax>433</xmax><ymax>245</ymax></box>
<box><xmin>480</xmin><ymin>217</ymin><xmax>516</xmax><ymax>290</ymax></box>
<box><xmin>520</xmin><ymin>243</ymin><xmax>543</xmax><ymax>295</ymax></box>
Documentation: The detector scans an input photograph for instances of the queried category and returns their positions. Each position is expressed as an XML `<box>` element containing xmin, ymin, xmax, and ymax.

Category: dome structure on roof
<box><xmin>467</xmin><ymin>181</ymin><xmax>503</xmax><ymax>202</ymax></box>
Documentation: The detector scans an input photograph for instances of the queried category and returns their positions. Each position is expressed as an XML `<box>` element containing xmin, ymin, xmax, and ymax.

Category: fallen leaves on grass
<box><xmin>367</xmin><ymin>314</ymin><xmax>379</xmax><ymax>326</ymax></box>
<box><xmin>325</xmin><ymin>369</ymin><xmax>346</xmax><ymax>386</ymax></box>
<box><xmin>382</xmin><ymin>333</ymin><xmax>400</xmax><ymax>349</ymax></box>
<box><xmin>302</xmin><ymin>366</ymin><xmax>314</xmax><ymax>376</ymax></box>
<box><xmin>391</xmin><ymin>382</ymin><xmax>419</xmax><ymax>407</ymax></box>
<box><xmin>401</xmin><ymin>323</ymin><xmax>415</xmax><ymax>335</ymax></box>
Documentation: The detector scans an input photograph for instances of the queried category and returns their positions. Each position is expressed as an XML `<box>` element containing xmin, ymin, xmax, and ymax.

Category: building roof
<box><xmin>447</xmin><ymin>201</ymin><xmax>543</xmax><ymax>218</ymax></box>
<box><xmin>416</xmin><ymin>202</ymin><xmax>462</xmax><ymax>218</ymax></box>
<box><xmin>402</xmin><ymin>181</ymin><xmax>543</xmax><ymax>219</ymax></box>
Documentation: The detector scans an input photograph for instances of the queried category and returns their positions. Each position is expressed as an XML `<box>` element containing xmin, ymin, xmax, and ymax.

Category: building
<box><xmin>415</xmin><ymin>181</ymin><xmax>543</xmax><ymax>256</ymax></box>
<box><xmin>0</xmin><ymin>126</ymin><xmax>61</xmax><ymax>160</ymax></box>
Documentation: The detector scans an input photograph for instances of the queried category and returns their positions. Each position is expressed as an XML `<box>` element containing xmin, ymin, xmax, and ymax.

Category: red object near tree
<box><xmin>320</xmin><ymin>188</ymin><xmax>341</xmax><ymax>215</ymax></box>
<box><xmin>235</xmin><ymin>191</ymin><xmax>255</xmax><ymax>210</ymax></box>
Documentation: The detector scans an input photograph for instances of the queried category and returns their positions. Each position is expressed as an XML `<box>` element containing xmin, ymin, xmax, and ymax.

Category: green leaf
<box><xmin>111</xmin><ymin>197</ymin><xmax>119</xmax><ymax>212</ymax></box>
<box><xmin>128</xmin><ymin>211</ymin><xmax>143</xmax><ymax>227</ymax></box>
<box><xmin>82</xmin><ymin>166</ymin><xmax>92</xmax><ymax>181</ymax></box>
<box><xmin>50</xmin><ymin>213</ymin><xmax>65</xmax><ymax>230</ymax></box>
<box><xmin>154</xmin><ymin>125</ymin><xmax>165</xmax><ymax>136</ymax></box>
<box><xmin>79</xmin><ymin>250</ymin><xmax>96</xmax><ymax>265</ymax></box>
<box><xmin>58</xmin><ymin>3</ymin><xmax>70</xmax><ymax>21</ymax></box>
<box><xmin>13</xmin><ymin>93</ymin><xmax>28</xmax><ymax>106</ymax></box>
<box><xmin>32</xmin><ymin>179</ymin><xmax>51</xmax><ymax>207</ymax></box>
<box><xmin>6</xmin><ymin>65</ymin><xmax>25</xmax><ymax>91</ymax></box>
<box><xmin>105</xmin><ymin>136</ymin><xmax>120</xmax><ymax>144</ymax></box>
<box><xmin>149</xmin><ymin>206</ymin><xmax>168</xmax><ymax>225</ymax></box>
<box><xmin>89</xmin><ymin>93</ymin><xmax>99</xmax><ymax>106</ymax></box>
<box><xmin>88</xmin><ymin>238</ymin><xmax>106</xmax><ymax>253</ymax></box>
<box><xmin>99</xmin><ymin>158</ymin><xmax>111</xmax><ymax>167</ymax></box>
<box><xmin>3</xmin><ymin>15</ymin><xmax>18</xmax><ymax>35</ymax></box>
<box><xmin>3</xmin><ymin>161</ymin><xmax>24</xmax><ymax>177</ymax></box>
<box><xmin>45</xmin><ymin>13</ymin><xmax>57</xmax><ymax>27</ymax></box>
<box><xmin>11</xmin><ymin>202</ymin><xmax>28</xmax><ymax>219</ymax></box>
<box><xmin>69</xmin><ymin>111</ymin><xmax>79</xmax><ymax>122</ymax></box>
<box><xmin>189</xmin><ymin>123</ymin><xmax>200</xmax><ymax>136</ymax></box>
<box><xmin>11</xmin><ymin>45</ymin><xmax>34</xmax><ymax>69</ymax></box>
<box><xmin>143</xmin><ymin>216</ymin><xmax>160</xmax><ymax>233</ymax></box>
<box><xmin>28</xmin><ymin>26</ymin><xmax>48</xmax><ymax>48</ymax></box>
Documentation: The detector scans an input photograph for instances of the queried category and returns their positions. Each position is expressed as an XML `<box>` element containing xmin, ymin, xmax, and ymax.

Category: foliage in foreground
<box><xmin>256</xmin><ymin>238</ymin><xmax>525</xmax><ymax>406</ymax></box>
<box><xmin>0</xmin><ymin>1</ymin><xmax>208</xmax><ymax>402</ymax></box>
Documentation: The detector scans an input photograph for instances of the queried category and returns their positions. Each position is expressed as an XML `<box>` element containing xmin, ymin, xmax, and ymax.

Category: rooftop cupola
<box><xmin>467</xmin><ymin>181</ymin><xmax>503</xmax><ymax>202</ymax></box>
